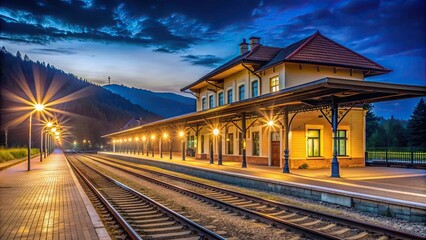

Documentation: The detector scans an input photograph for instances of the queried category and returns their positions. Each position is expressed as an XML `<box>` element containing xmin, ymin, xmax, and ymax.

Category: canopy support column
<box><xmin>331</xmin><ymin>100</ymin><xmax>340</xmax><ymax>178</ymax></box>
<box><xmin>241</xmin><ymin>113</ymin><xmax>247</xmax><ymax>168</ymax></box>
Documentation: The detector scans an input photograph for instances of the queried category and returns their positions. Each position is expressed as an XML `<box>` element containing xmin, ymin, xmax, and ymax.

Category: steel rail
<box><xmin>66</xmin><ymin>154</ymin><xmax>141</xmax><ymax>240</ymax></box>
<box><xmin>86</xmin><ymin>153</ymin><xmax>424</xmax><ymax>240</ymax></box>
<box><xmin>68</xmin><ymin>153</ymin><xmax>225</xmax><ymax>240</ymax></box>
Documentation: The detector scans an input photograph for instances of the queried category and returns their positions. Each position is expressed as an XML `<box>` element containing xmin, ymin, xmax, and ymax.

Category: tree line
<box><xmin>366</xmin><ymin>98</ymin><xmax>426</xmax><ymax>148</ymax></box>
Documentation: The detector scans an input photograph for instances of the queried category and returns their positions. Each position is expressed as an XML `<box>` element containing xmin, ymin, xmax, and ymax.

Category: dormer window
<box><xmin>218</xmin><ymin>92</ymin><xmax>224</xmax><ymax>106</ymax></box>
<box><xmin>209</xmin><ymin>95</ymin><xmax>214</xmax><ymax>108</ymax></box>
<box><xmin>227</xmin><ymin>89</ymin><xmax>233</xmax><ymax>104</ymax></box>
<box><xmin>239</xmin><ymin>85</ymin><xmax>245</xmax><ymax>101</ymax></box>
<box><xmin>252</xmin><ymin>81</ymin><xmax>259</xmax><ymax>97</ymax></box>
<box><xmin>201</xmin><ymin>97</ymin><xmax>206</xmax><ymax>110</ymax></box>
<box><xmin>270</xmin><ymin>76</ymin><xmax>279</xmax><ymax>92</ymax></box>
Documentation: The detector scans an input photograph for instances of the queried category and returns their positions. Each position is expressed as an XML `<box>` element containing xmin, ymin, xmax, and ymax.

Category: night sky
<box><xmin>0</xmin><ymin>0</ymin><xmax>425</xmax><ymax>119</ymax></box>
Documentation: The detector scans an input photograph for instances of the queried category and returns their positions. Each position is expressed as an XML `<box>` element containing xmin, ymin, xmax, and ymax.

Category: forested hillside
<box><xmin>0</xmin><ymin>48</ymin><xmax>162</xmax><ymax>148</ymax></box>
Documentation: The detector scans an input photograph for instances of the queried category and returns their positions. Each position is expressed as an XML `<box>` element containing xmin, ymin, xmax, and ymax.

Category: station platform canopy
<box><xmin>102</xmin><ymin>77</ymin><xmax>426</xmax><ymax>138</ymax></box>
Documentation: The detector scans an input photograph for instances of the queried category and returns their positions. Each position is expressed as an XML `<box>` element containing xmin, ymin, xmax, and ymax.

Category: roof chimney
<box><xmin>239</xmin><ymin>39</ymin><xmax>249</xmax><ymax>55</ymax></box>
<box><xmin>249</xmin><ymin>37</ymin><xmax>260</xmax><ymax>51</ymax></box>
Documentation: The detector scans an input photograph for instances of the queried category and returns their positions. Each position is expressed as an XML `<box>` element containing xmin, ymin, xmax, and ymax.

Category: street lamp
<box><xmin>213</xmin><ymin>128</ymin><xmax>222</xmax><ymax>165</ymax></box>
<box><xmin>151</xmin><ymin>134</ymin><xmax>155</xmax><ymax>157</ymax></box>
<box><xmin>28</xmin><ymin>103</ymin><xmax>45</xmax><ymax>171</ymax></box>
<box><xmin>142</xmin><ymin>136</ymin><xmax>147</xmax><ymax>155</ymax></box>
<box><xmin>41</xmin><ymin>121</ymin><xmax>54</xmax><ymax>159</ymax></box>
<box><xmin>135</xmin><ymin>137</ymin><xmax>139</xmax><ymax>154</ymax></box>
<box><xmin>179</xmin><ymin>131</ymin><xmax>185</xmax><ymax>160</ymax></box>
<box><xmin>161</xmin><ymin>133</ymin><xmax>168</xmax><ymax>158</ymax></box>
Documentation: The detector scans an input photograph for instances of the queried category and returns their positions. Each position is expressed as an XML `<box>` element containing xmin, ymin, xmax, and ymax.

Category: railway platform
<box><xmin>100</xmin><ymin>151</ymin><xmax>426</xmax><ymax>222</ymax></box>
<box><xmin>0</xmin><ymin>150</ymin><xmax>109</xmax><ymax>240</ymax></box>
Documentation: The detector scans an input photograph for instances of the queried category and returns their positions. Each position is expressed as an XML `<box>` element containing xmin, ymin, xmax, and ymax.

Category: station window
<box><xmin>336</xmin><ymin>130</ymin><xmax>347</xmax><ymax>156</ymax></box>
<box><xmin>307</xmin><ymin>129</ymin><xmax>321</xmax><ymax>157</ymax></box>
<box><xmin>239</xmin><ymin>85</ymin><xmax>245</xmax><ymax>101</ymax></box>
<box><xmin>201</xmin><ymin>97</ymin><xmax>206</xmax><ymax>110</ymax></box>
<box><xmin>227</xmin><ymin>133</ymin><xmax>234</xmax><ymax>154</ymax></box>
<box><xmin>227</xmin><ymin>89</ymin><xmax>233</xmax><ymax>104</ymax></box>
<box><xmin>252</xmin><ymin>81</ymin><xmax>259</xmax><ymax>97</ymax></box>
<box><xmin>270</xmin><ymin>76</ymin><xmax>279</xmax><ymax>92</ymax></box>
<box><xmin>209</xmin><ymin>95</ymin><xmax>214</xmax><ymax>108</ymax></box>
<box><xmin>218</xmin><ymin>92</ymin><xmax>224</xmax><ymax>106</ymax></box>
<box><xmin>252</xmin><ymin>131</ymin><xmax>260</xmax><ymax>156</ymax></box>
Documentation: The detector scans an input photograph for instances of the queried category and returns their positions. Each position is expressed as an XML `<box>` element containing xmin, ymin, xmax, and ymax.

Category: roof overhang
<box><xmin>104</xmin><ymin>78</ymin><xmax>426</xmax><ymax>138</ymax></box>
<box><xmin>181</xmin><ymin>61</ymin><xmax>260</xmax><ymax>92</ymax></box>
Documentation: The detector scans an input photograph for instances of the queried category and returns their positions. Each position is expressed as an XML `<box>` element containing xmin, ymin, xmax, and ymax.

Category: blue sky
<box><xmin>0</xmin><ymin>0</ymin><xmax>424</xmax><ymax>119</ymax></box>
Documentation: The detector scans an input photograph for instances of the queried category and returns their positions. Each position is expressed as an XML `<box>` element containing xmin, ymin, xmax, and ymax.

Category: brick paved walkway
<box><xmin>0</xmin><ymin>150</ymin><xmax>106</xmax><ymax>240</ymax></box>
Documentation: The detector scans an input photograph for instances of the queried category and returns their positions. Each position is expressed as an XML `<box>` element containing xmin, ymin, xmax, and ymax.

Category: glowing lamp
<box><xmin>34</xmin><ymin>103</ymin><xmax>45</xmax><ymax>111</ymax></box>
<box><xmin>213</xmin><ymin>128</ymin><xmax>219</xmax><ymax>136</ymax></box>
<box><xmin>267</xmin><ymin>120</ymin><xmax>274</xmax><ymax>127</ymax></box>
<box><xmin>179</xmin><ymin>131</ymin><xmax>184</xmax><ymax>137</ymax></box>
<box><xmin>163</xmin><ymin>133</ymin><xmax>168</xmax><ymax>139</ymax></box>
<box><xmin>46</xmin><ymin>122</ymin><xmax>53</xmax><ymax>127</ymax></box>
<box><xmin>151</xmin><ymin>135</ymin><xmax>155</xmax><ymax>140</ymax></box>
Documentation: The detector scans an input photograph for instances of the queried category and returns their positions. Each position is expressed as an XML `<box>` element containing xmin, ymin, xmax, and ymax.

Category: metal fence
<box><xmin>365</xmin><ymin>147</ymin><xmax>426</xmax><ymax>168</ymax></box>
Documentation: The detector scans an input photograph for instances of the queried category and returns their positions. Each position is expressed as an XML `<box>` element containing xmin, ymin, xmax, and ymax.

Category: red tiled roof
<box><xmin>182</xmin><ymin>32</ymin><xmax>390</xmax><ymax>91</ymax></box>
<box><xmin>286</xmin><ymin>32</ymin><xmax>387</xmax><ymax>71</ymax></box>
<box><xmin>245</xmin><ymin>45</ymin><xmax>282</xmax><ymax>61</ymax></box>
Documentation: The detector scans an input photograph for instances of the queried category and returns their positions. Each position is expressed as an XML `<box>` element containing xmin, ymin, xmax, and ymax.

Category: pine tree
<box><xmin>365</xmin><ymin>104</ymin><xmax>379</xmax><ymax>146</ymax></box>
<box><xmin>24</xmin><ymin>54</ymin><xmax>30</xmax><ymax>61</ymax></box>
<box><xmin>16</xmin><ymin>51</ymin><xmax>22</xmax><ymax>59</ymax></box>
<box><xmin>407</xmin><ymin>98</ymin><xmax>426</xmax><ymax>147</ymax></box>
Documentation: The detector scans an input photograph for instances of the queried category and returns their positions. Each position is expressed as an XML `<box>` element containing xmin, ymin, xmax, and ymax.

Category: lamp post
<box><xmin>40</xmin><ymin>121</ymin><xmax>53</xmax><ymax>162</ymax></box>
<box><xmin>179</xmin><ymin>131</ymin><xmax>185</xmax><ymax>160</ymax></box>
<box><xmin>213</xmin><ymin>128</ymin><xmax>222</xmax><ymax>165</ymax></box>
<box><xmin>161</xmin><ymin>133</ymin><xmax>168</xmax><ymax>158</ymax></box>
<box><xmin>28</xmin><ymin>103</ymin><xmax>45</xmax><ymax>171</ymax></box>
<box><xmin>151</xmin><ymin>135</ymin><xmax>155</xmax><ymax>157</ymax></box>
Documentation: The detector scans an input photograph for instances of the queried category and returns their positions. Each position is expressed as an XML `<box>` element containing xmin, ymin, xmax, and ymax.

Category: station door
<box><xmin>271</xmin><ymin>132</ymin><xmax>280</xmax><ymax>166</ymax></box>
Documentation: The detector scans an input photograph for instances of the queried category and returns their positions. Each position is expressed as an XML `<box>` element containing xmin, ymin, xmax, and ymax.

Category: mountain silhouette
<box><xmin>103</xmin><ymin>84</ymin><xmax>196</xmax><ymax>118</ymax></box>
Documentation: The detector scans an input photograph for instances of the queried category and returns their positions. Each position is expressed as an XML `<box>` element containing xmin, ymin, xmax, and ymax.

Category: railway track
<box><xmin>80</xmin><ymin>153</ymin><xmax>423</xmax><ymax>240</ymax></box>
<box><xmin>66</xmin><ymin>154</ymin><xmax>225</xmax><ymax>240</ymax></box>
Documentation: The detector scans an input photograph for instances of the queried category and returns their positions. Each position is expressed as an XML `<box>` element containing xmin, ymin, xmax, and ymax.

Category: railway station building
<box><xmin>103</xmin><ymin>32</ymin><xmax>425</xmax><ymax>177</ymax></box>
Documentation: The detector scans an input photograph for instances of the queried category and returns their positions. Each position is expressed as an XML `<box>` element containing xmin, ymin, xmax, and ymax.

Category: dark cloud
<box><xmin>0</xmin><ymin>0</ymin><xmax>268</xmax><ymax>52</ymax></box>
<box><xmin>181</xmin><ymin>54</ymin><xmax>224</xmax><ymax>67</ymax></box>
<box><xmin>29</xmin><ymin>48</ymin><xmax>77</xmax><ymax>55</ymax></box>
<box><xmin>273</xmin><ymin>0</ymin><xmax>425</xmax><ymax>59</ymax></box>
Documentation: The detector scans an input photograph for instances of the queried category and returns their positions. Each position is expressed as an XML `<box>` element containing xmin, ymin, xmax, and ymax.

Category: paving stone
<box><xmin>0</xmin><ymin>150</ymin><xmax>103</xmax><ymax>240</ymax></box>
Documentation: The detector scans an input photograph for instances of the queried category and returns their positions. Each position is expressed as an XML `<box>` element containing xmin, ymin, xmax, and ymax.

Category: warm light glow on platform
<box><xmin>51</xmin><ymin>127</ymin><xmax>57</xmax><ymax>133</ymax></box>
<box><xmin>142</xmin><ymin>136</ymin><xmax>146</xmax><ymax>141</ymax></box>
<box><xmin>73</xmin><ymin>141</ymin><xmax>77</xmax><ymax>145</ymax></box>
<box><xmin>213</xmin><ymin>128</ymin><xmax>219</xmax><ymax>136</ymax></box>
<box><xmin>267</xmin><ymin>120</ymin><xmax>275</xmax><ymax>127</ymax></box>
<box><xmin>83</xmin><ymin>139</ymin><xmax>86</xmax><ymax>143</ymax></box>
<box><xmin>128</xmin><ymin>138</ymin><xmax>132</xmax><ymax>142</ymax></box>
<box><xmin>135</xmin><ymin>137</ymin><xmax>139</xmax><ymax>141</ymax></box>
<box><xmin>179</xmin><ymin>131</ymin><xmax>184</xmax><ymax>137</ymax></box>
<box><xmin>55</xmin><ymin>131</ymin><xmax>60</xmax><ymax>136</ymax></box>
<box><xmin>151</xmin><ymin>135</ymin><xmax>155</xmax><ymax>140</ymax></box>
<box><xmin>163</xmin><ymin>133</ymin><xmax>168</xmax><ymax>139</ymax></box>
<box><xmin>46</xmin><ymin>122</ymin><xmax>53</xmax><ymax>127</ymax></box>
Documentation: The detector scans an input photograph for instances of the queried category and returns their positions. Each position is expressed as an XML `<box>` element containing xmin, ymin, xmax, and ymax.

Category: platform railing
<box><xmin>365</xmin><ymin>146</ymin><xmax>426</xmax><ymax>168</ymax></box>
